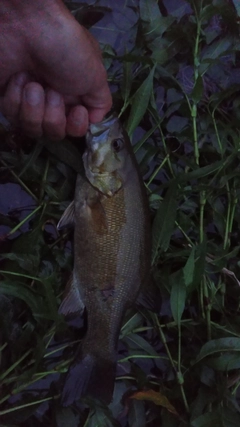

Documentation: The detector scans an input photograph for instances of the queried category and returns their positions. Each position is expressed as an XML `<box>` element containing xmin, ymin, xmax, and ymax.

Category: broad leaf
<box><xmin>152</xmin><ymin>183</ymin><xmax>178</xmax><ymax>263</ymax></box>
<box><xmin>126</xmin><ymin>65</ymin><xmax>156</xmax><ymax>136</ymax></box>
<box><xmin>131</xmin><ymin>389</ymin><xmax>178</xmax><ymax>416</ymax></box>
<box><xmin>170</xmin><ymin>275</ymin><xmax>186</xmax><ymax>325</ymax></box>
<box><xmin>195</xmin><ymin>338</ymin><xmax>240</xmax><ymax>364</ymax></box>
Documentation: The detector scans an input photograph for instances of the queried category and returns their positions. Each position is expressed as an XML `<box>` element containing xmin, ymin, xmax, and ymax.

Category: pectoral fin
<box><xmin>59</xmin><ymin>274</ymin><xmax>85</xmax><ymax>316</ymax></box>
<box><xmin>86</xmin><ymin>194</ymin><xmax>108</xmax><ymax>232</ymax></box>
<box><xmin>57</xmin><ymin>201</ymin><xmax>75</xmax><ymax>230</ymax></box>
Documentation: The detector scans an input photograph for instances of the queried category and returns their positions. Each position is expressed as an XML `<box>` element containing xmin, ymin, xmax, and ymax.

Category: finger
<box><xmin>42</xmin><ymin>89</ymin><xmax>66</xmax><ymax>140</ymax></box>
<box><xmin>82</xmin><ymin>78</ymin><xmax>112</xmax><ymax>123</ymax></box>
<box><xmin>20</xmin><ymin>82</ymin><xmax>45</xmax><ymax>137</ymax></box>
<box><xmin>2</xmin><ymin>72</ymin><xmax>32</xmax><ymax>122</ymax></box>
<box><xmin>66</xmin><ymin>105</ymin><xmax>88</xmax><ymax>137</ymax></box>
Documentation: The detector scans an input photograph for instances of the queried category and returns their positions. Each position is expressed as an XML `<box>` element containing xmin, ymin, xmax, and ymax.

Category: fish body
<box><xmin>59</xmin><ymin>115</ymin><xmax>151</xmax><ymax>406</ymax></box>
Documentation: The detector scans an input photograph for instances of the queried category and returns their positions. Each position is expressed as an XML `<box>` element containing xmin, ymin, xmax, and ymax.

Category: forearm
<box><xmin>0</xmin><ymin>0</ymin><xmax>66</xmax><ymax>16</ymax></box>
<box><xmin>0</xmin><ymin>0</ymin><xmax>74</xmax><ymax>40</ymax></box>
<box><xmin>0</xmin><ymin>0</ymin><xmax>87</xmax><ymax>70</ymax></box>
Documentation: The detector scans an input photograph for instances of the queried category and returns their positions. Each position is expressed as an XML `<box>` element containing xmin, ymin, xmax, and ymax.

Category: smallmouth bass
<box><xmin>58</xmin><ymin>114</ymin><xmax>151</xmax><ymax>406</ymax></box>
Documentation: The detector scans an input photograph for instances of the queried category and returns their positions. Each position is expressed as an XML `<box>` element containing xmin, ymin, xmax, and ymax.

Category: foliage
<box><xmin>1</xmin><ymin>0</ymin><xmax>240</xmax><ymax>425</ymax></box>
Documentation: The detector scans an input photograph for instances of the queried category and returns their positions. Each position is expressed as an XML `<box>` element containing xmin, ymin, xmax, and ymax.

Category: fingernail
<box><xmin>24</xmin><ymin>86</ymin><xmax>41</xmax><ymax>106</ymax></box>
<box><xmin>47</xmin><ymin>90</ymin><xmax>61</xmax><ymax>107</ymax></box>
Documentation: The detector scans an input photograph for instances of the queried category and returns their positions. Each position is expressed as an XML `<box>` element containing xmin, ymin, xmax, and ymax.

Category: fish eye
<box><xmin>112</xmin><ymin>138</ymin><xmax>124</xmax><ymax>153</ymax></box>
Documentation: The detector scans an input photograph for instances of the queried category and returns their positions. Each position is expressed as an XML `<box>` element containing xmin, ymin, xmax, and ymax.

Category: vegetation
<box><xmin>1</xmin><ymin>0</ymin><xmax>240</xmax><ymax>425</ymax></box>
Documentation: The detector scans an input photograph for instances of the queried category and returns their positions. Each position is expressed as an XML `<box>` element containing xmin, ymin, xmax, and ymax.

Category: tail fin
<box><xmin>61</xmin><ymin>351</ymin><xmax>116</xmax><ymax>406</ymax></box>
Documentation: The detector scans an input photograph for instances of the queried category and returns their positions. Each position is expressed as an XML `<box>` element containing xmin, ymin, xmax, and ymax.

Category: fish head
<box><xmin>83</xmin><ymin>115</ymin><xmax>131</xmax><ymax>196</ymax></box>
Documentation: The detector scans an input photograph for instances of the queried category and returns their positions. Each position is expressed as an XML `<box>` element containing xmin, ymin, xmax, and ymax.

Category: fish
<box><xmin>57</xmin><ymin>114</ymin><xmax>151</xmax><ymax>406</ymax></box>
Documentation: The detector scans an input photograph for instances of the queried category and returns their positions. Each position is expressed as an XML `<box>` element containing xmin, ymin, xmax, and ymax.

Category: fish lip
<box><xmin>87</xmin><ymin>115</ymin><xmax>120</xmax><ymax>142</ymax></box>
<box><xmin>88</xmin><ymin>114</ymin><xmax>117</xmax><ymax>136</ymax></box>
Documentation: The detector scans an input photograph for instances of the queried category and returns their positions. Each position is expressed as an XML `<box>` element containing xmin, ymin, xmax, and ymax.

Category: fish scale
<box><xmin>59</xmin><ymin>114</ymin><xmax>151</xmax><ymax>406</ymax></box>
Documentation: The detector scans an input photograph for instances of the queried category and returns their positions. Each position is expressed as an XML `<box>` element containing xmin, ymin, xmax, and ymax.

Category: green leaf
<box><xmin>55</xmin><ymin>407</ymin><xmax>80</xmax><ymax>427</ymax></box>
<box><xmin>124</xmin><ymin>333</ymin><xmax>158</xmax><ymax>357</ymax></box>
<box><xmin>191</xmin><ymin>411</ymin><xmax>223</xmax><ymax>427</ymax></box>
<box><xmin>207</xmin><ymin>354</ymin><xmax>240</xmax><ymax>371</ymax></box>
<box><xmin>191</xmin><ymin>408</ymin><xmax>240</xmax><ymax>427</ymax></box>
<box><xmin>200</xmin><ymin>37</ymin><xmax>233</xmax><ymax>74</ymax></box>
<box><xmin>42</xmin><ymin>275</ymin><xmax>59</xmax><ymax>322</ymax></box>
<box><xmin>166</xmin><ymin>115</ymin><xmax>188</xmax><ymax>133</ymax></box>
<box><xmin>120</xmin><ymin>59</ymin><xmax>133</xmax><ymax>114</ymax></box>
<box><xmin>19</xmin><ymin>141</ymin><xmax>44</xmax><ymax>178</ymax></box>
<box><xmin>152</xmin><ymin>183</ymin><xmax>178</xmax><ymax>262</ymax></box>
<box><xmin>121</xmin><ymin>312</ymin><xmax>143</xmax><ymax>337</ymax></box>
<box><xmin>139</xmin><ymin>0</ymin><xmax>161</xmax><ymax>24</ymax></box>
<box><xmin>0</xmin><ymin>280</ymin><xmax>46</xmax><ymax>320</ymax></box>
<box><xmin>1</xmin><ymin>253</ymin><xmax>39</xmax><ymax>274</ymax></box>
<box><xmin>201</xmin><ymin>37</ymin><xmax>232</xmax><ymax>61</ymax></box>
<box><xmin>126</xmin><ymin>65</ymin><xmax>156</xmax><ymax>136</ymax></box>
<box><xmin>191</xmin><ymin>76</ymin><xmax>204</xmax><ymax>103</ymax></box>
<box><xmin>183</xmin><ymin>247</ymin><xmax>195</xmax><ymax>287</ymax></box>
<box><xmin>86</xmin><ymin>406</ymin><xmax>117</xmax><ymax>427</ymax></box>
<box><xmin>191</xmin><ymin>240</ymin><xmax>206</xmax><ymax>291</ymax></box>
<box><xmin>170</xmin><ymin>275</ymin><xmax>186</xmax><ymax>325</ymax></box>
<box><xmin>131</xmin><ymin>389</ymin><xmax>178</xmax><ymax>416</ymax></box>
<box><xmin>128</xmin><ymin>399</ymin><xmax>146</xmax><ymax>427</ymax></box>
<box><xmin>195</xmin><ymin>338</ymin><xmax>240</xmax><ymax>364</ymax></box>
<box><xmin>232</xmin><ymin>0</ymin><xmax>240</xmax><ymax>16</ymax></box>
<box><xmin>178</xmin><ymin>159</ymin><xmax>226</xmax><ymax>182</ymax></box>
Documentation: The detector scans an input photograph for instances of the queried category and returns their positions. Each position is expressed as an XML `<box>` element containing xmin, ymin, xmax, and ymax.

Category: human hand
<box><xmin>0</xmin><ymin>0</ymin><xmax>112</xmax><ymax>140</ymax></box>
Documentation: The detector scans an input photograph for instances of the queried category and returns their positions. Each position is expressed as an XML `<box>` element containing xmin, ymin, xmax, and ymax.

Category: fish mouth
<box><xmin>89</xmin><ymin>113</ymin><xmax>118</xmax><ymax>137</ymax></box>
<box><xmin>83</xmin><ymin>113</ymin><xmax>123</xmax><ymax>197</ymax></box>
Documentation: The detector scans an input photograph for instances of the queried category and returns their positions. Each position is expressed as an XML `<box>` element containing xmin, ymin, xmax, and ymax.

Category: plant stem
<box><xmin>39</xmin><ymin>156</ymin><xmax>50</xmax><ymax>202</ymax></box>
<box><xmin>0</xmin><ymin>349</ymin><xmax>32</xmax><ymax>381</ymax></box>
<box><xmin>0</xmin><ymin>395</ymin><xmax>58</xmax><ymax>415</ymax></box>
<box><xmin>0</xmin><ymin>159</ymin><xmax>38</xmax><ymax>202</ymax></box>
<box><xmin>211</xmin><ymin>108</ymin><xmax>223</xmax><ymax>155</ymax></box>
<box><xmin>229</xmin><ymin>187</ymin><xmax>238</xmax><ymax>237</ymax></box>
<box><xmin>175</xmin><ymin>221</ymin><xmax>193</xmax><ymax>246</ymax></box>
<box><xmin>177</xmin><ymin>321</ymin><xmax>190</xmax><ymax>413</ymax></box>
<box><xmin>6</xmin><ymin>204</ymin><xmax>42</xmax><ymax>236</ymax></box>
<box><xmin>0</xmin><ymin>270</ymin><xmax>43</xmax><ymax>282</ymax></box>
<box><xmin>223</xmin><ymin>183</ymin><xmax>231</xmax><ymax>249</ymax></box>
<box><xmin>146</xmin><ymin>154</ymin><xmax>169</xmax><ymax>188</ymax></box>
<box><xmin>154</xmin><ymin>314</ymin><xmax>176</xmax><ymax>371</ymax></box>
<box><xmin>192</xmin><ymin>104</ymin><xmax>199</xmax><ymax>165</ymax></box>
<box><xmin>191</xmin><ymin>3</ymin><xmax>202</xmax><ymax>165</ymax></box>
<box><xmin>158</xmin><ymin>125</ymin><xmax>175</xmax><ymax>178</ymax></box>
<box><xmin>199</xmin><ymin>190</ymin><xmax>206</xmax><ymax>243</ymax></box>
<box><xmin>203</xmin><ymin>275</ymin><xmax>211</xmax><ymax>341</ymax></box>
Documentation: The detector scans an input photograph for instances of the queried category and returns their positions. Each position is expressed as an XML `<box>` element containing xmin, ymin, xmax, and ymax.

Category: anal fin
<box><xmin>59</xmin><ymin>273</ymin><xmax>85</xmax><ymax>316</ymax></box>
